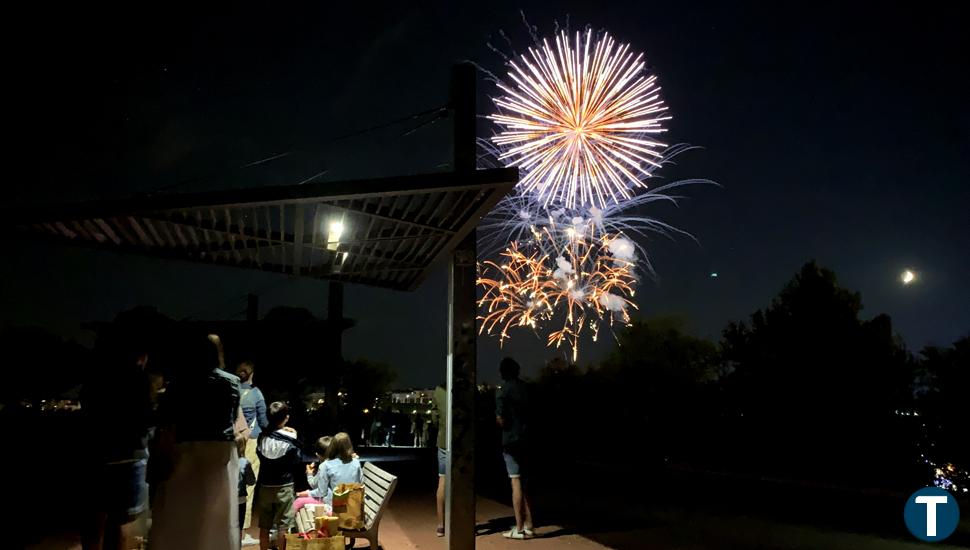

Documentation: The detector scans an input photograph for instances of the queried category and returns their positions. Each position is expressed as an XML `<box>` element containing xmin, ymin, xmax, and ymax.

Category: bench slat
<box><xmin>364</xmin><ymin>473</ymin><xmax>391</xmax><ymax>494</ymax></box>
<box><xmin>364</xmin><ymin>498</ymin><xmax>386</xmax><ymax>508</ymax></box>
<box><xmin>355</xmin><ymin>462</ymin><xmax>397</xmax><ymax>535</ymax></box>
<box><xmin>365</xmin><ymin>487</ymin><xmax>386</xmax><ymax>500</ymax></box>
<box><xmin>365</xmin><ymin>483</ymin><xmax>389</xmax><ymax>501</ymax></box>
<box><xmin>363</xmin><ymin>462</ymin><xmax>396</xmax><ymax>484</ymax></box>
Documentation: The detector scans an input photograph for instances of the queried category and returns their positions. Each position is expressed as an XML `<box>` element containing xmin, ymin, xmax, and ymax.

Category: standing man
<box><xmin>496</xmin><ymin>358</ymin><xmax>535</xmax><ymax>539</ymax></box>
<box><xmin>237</xmin><ymin>360</ymin><xmax>268</xmax><ymax>545</ymax></box>
<box><xmin>81</xmin><ymin>332</ymin><xmax>154</xmax><ymax>550</ymax></box>
<box><xmin>432</xmin><ymin>382</ymin><xmax>448</xmax><ymax>537</ymax></box>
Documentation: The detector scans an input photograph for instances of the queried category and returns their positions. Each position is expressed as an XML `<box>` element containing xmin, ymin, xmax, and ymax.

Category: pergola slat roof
<box><xmin>6</xmin><ymin>168</ymin><xmax>517</xmax><ymax>290</ymax></box>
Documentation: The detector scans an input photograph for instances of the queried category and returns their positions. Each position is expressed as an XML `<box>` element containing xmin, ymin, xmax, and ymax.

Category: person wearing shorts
<box><xmin>433</xmin><ymin>383</ymin><xmax>448</xmax><ymax>537</ymax></box>
<box><xmin>255</xmin><ymin>402</ymin><xmax>304</xmax><ymax>550</ymax></box>
<box><xmin>236</xmin><ymin>360</ymin><xmax>268</xmax><ymax>540</ymax></box>
<box><xmin>80</xmin><ymin>330</ymin><xmax>154</xmax><ymax>550</ymax></box>
<box><xmin>255</xmin><ymin>485</ymin><xmax>296</xmax><ymax>537</ymax></box>
<box><xmin>496</xmin><ymin>358</ymin><xmax>535</xmax><ymax>540</ymax></box>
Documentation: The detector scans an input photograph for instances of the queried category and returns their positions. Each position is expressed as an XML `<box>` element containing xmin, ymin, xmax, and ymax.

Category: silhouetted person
<box><xmin>150</xmin><ymin>334</ymin><xmax>248</xmax><ymax>550</ymax></box>
<box><xmin>237</xmin><ymin>438</ymin><xmax>256</xmax><ymax>546</ymax></box>
<box><xmin>81</xmin><ymin>333</ymin><xmax>154</xmax><ymax>550</ymax></box>
<box><xmin>255</xmin><ymin>401</ymin><xmax>303</xmax><ymax>550</ymax></box>
<box><xmin>236</xmin><ymin>360</ymin><xmax>268</xmax><ymax>542</ymax></box>
<box><xmin>497</xmin><ymin>357</ymin><xmax>534</xmax><ymax>539</ymax></box>
<box><xmin>433</xmin><ymin>382</ymin><xmax>448</xmax><ymax>537</ymax></box>
<box><xmin>420</xmin><ymin>416</ymin><xmax>429</xmax><ymax>448</ymax></box>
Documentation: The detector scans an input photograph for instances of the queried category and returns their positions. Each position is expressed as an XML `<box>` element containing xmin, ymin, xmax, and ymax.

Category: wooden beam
<box><xmin>93</xmin><ymin>218</ymin><xmax>121</xmax><ymax>245</ymax></box>
<box><xmin>109</xmin><ymin>217</ymin><xmax>136</xmax><ymax>245</ymax></box>
<box><xmin>143</xmin><ymin>218</ymin><xmax>165</xmax><ymax>247</ymax></box>
<box><xmin>3</xmin><ymin>168</ymin><xmax>517</xmax><ymax>224</ymax></box>
<box><xmin>127</xmin><ymin>217</ymin><xmax>154</xmax><ymax>247</ymax></box>
<box><xmin>54</xmin><ymin>222</ymin><xmax>77</xmax><ymax>239</ymax></box>
<box><xmin>149</xmin><ymin>213</ymin><xmax>289</xmax><ymax>247</ymax></box>
<box><xmin>70</xmin><ymin>220</ymin><xmax>93</xmax><ymax>241</ymax></box>
<box><xmin>235</xmin><ymin>209</ymin><xmax>256</xmax><ymax>265</ymax></box>
<box><xmin>82</xmin><ymin>220</ymin><xmax>106</xmax><ymax>244</ymax></box>
<box><xmin>172</xmin><ymin>223</ymin><xmax>189</xmax><ymax>247</ymax></box>
<box><xmin>293</xmin><ymin>204</ymin><xmax>304</xmax><ymax>276</ymax></box>
<box><xmin>252</xmin><ymin>207</ymin><xmax>262</xmax><ymax>267</ymax></box>
<box><xmin>279</xmin><ymin>205</ymin><xmax>287</xmax><ymax>269</ymax></box>
<box><xmin>410</xmin><ymin>187</ymin><xmax>498</xmax><ymax>291</ymax></box>
<box><xmin>446</xmin><ymin>61</ymin><xmax>477</xmax><ymax>550</ymax></box>
<box><xmin>310</xmin><ymin>203</ymin><xmax>322</xmax><ymax>269</ymax></box>
<box><xmin>154</xmin><ymin>219</ymin><xmax>177</xmax><ymax>247</ymax></box>
<box><xmin>329</xmin><ymin>197</ymin><xmax>452</xmax><ymax>236</ymax></box>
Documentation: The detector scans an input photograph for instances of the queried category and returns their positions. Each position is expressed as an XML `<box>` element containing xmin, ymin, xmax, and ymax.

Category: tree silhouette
<box><xmin>917</xmin><ymin>337</ymin><xmax>970</xmax><ymax>472</ymax></box>
<box><xmin>528</xmin><ymin>317</ymin><xmax>720</xmax><ymax>465</ymax></box>
<box><xmin>721</xmin><ymin>261</ymin><xmax>916</xmax><ymax>484</ymax></box>
<box><xmin>0</xmin><ymin>326</ymin><xmax>92</xmax><ymax>404</ymax></box>
<box><xmin>599</xmin><ymin>316</ymin><xmax>720</xmax><ymax>459</ymax></box>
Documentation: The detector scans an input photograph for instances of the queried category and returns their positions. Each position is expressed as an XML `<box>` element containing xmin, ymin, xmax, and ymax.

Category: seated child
<box><xmin>293</xmin><ymin>436</ymin><xmax>332</xmax><ymax>513</ymax></box>
<box><xmin>296</xmin><ymin>432</ymin><xmax>362</xmax><ymax>512</ymax></box>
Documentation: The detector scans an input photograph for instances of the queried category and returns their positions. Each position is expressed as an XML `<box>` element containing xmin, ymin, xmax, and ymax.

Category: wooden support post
<box><xmin>446</xmin><ymin>62</ymin><xmax>477</xmax><ymax>550</ymax></box>
<box><xmin>293</xmin><ymin>204</ymin><xmax>305</xmax><ymax>276</ymax></box>
<box><xmin>247</xmin><ymin>294</ymin><xmax>259</xmax><ymax>322</ymax></box>
<box><xmin>325</xmin><ymin>280</ymin><xmax>346</xmax><ymax>420</ymax></box>
<box><xmin>328</xmin><ymin>280</ymin><xmax>345</xmax><ymax>361</ymax></box>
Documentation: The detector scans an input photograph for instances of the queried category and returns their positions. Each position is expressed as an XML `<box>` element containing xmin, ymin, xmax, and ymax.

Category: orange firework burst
<box><xmin>477</xmin><ymin>228</ymin><xmax>638</xmax><ymax>362</ymax></box>
<box><xmin>490</xmin><ymin>29</ymin><xmax>669</xmax><ymax>210</ymax></box>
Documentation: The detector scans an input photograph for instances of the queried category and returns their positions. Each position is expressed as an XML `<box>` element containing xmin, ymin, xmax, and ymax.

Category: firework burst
<box><xmin>477</xmin><ymin>23</ymin><xmax>709</xmax><ymax>361</ymax></box>
<box><xmin>489</xmin><ymin>29</ymin><xmax>670</xmax><ymax>210</ymax></box>
<box><xmin>477</xmin><ymin>224</ymin><xmax>638</xmax><ymax>362</ymax></box>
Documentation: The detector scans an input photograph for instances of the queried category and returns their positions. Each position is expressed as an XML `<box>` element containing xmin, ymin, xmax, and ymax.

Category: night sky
<box><xmin>3</xmin><ymin>2</ymin><xmax>968</xmax><ymax>387</ymax></box>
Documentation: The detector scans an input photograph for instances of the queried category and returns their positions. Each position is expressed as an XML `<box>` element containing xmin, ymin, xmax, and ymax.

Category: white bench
<box><xmin>346</xmin><ymin>461</ymin><xmax>398</xmax><ymax>549</ymax></box>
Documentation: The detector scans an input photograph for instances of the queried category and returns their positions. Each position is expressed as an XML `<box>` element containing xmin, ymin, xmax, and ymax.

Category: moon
<box><xmin>901</xmin><ymin>269</ymin><xmax>916</xmax><ymax>285</ymax></box>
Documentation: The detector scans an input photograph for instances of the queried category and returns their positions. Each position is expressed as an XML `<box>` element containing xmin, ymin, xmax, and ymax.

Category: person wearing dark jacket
<box><xmin>80</xmin><ymin>334</ymin><xmax>154</xmax><ymax>550</ymax></box>
<box><xmin>255</xmin><ymin>401</ymin><xmax>303</xmax><ymax>550</ymax></box>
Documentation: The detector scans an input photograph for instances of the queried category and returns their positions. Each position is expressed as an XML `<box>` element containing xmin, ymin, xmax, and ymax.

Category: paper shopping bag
<box><xmin>284</xmin><ymin>533</ymin><xmax>307</xmax><ymax>550</ymax></box>
<box><xmin>314</xmin><ymin>515</ymin><xmax>342</xmax><ymax>537</ymax></box>
<box><xmin>305</xmin><ymin>535</ymin><xmax>345</xmax><ymax>550</ymax></box>
<box><xmin>332</xmin><ymin>482</ymin><xmax>365</xmax><ymax>530</ymax></box>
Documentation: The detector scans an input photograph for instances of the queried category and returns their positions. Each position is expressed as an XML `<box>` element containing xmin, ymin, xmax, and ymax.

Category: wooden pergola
<box><xmin>8</xmin><ymin>167</ymin><xmax>513</xmax><ymax>291</ymax></box>
<box><xmin>5</xmin><ymin>64</ymin><xmax>512</xmax><ymax>550</ymax></box>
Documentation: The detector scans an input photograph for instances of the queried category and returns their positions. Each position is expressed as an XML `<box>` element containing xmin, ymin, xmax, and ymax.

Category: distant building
<box><xmin>389</xmin><ymin>389</ymin><xmax>433</xmax><ymax>405</ymax></box>
<box><xmin>377</xmin><ymin>388</ymin><xmax>436</xmax><ymax>416</ymax></box>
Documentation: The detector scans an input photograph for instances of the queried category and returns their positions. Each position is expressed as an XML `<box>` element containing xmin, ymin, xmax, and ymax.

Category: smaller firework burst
<box><xmin>477</xmin><ymin>226</ymin><xmax>638</xmax><ymax>361</ymax></box>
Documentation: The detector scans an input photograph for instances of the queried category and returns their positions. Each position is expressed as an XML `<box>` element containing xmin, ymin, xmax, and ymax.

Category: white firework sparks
<box><xmin>489</xmin><ymin>29</ymin><xmax>670</xmax><ymax>209</ymax></box>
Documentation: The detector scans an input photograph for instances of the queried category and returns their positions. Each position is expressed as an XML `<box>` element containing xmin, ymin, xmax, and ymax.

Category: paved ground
<box><xmin>24</xmin><ymin>449</ymin><xmax>970</xmax><ymax>549</ymax></box>
<box><xmin>26</xmin><ymin>494</ymin><xmax>606</xmax><ymax>550</ymax></box>
<box><xmin>373</xmin><ymin>488</ymin><xmax>968</xmax><ymax>550</ymax></box>
<box><xmin>377</xmin><ymin>494</ymin><xmax>609</xmax><ymax>550</ymax></box>
<box><xmin>29</xmin><ymin>489</ymin><xmax>967</xmax><ymax>550</ymax></box>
